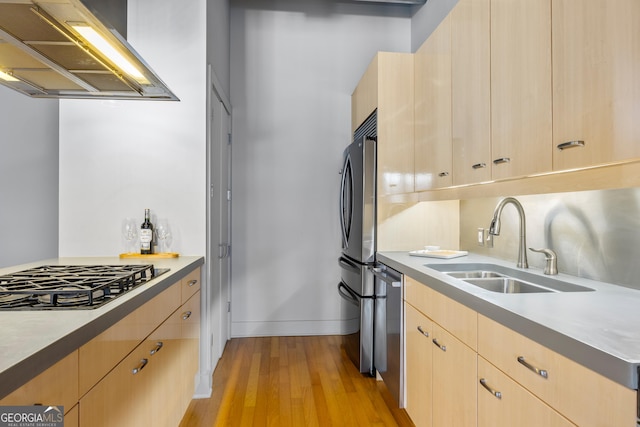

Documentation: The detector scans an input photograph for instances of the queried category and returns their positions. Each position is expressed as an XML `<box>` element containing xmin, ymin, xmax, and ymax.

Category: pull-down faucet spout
<box><xmin>488</xmin><ymin>197</ymin><xmax>528</xmax><ymax>269</ymax></box>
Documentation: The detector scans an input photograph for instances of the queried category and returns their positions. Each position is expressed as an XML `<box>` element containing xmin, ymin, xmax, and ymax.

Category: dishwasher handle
<box><xmin>370</xmin><ymin>265</ymin><xmax>402</xmax><ymax>287</ymax></box>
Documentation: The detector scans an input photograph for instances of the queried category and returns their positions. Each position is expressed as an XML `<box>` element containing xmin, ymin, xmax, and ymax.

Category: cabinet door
<box><xmin>378</xmin><ymin>52</ymin><xmax>415</xmax><ymax>196</ymax></box>
<box><xmin>491</xmin><ymin>0</ymin><xmax>552</xmax><ymax>179</ymax></box>
<box><xmin>415</xmin><ymin>14</ymin><xmax>452</xmax><ymax>190</ymax></box>
<box><xmin>552</xmin><ymin>0</ymin><xmax>640</xmax><ymax>170</ymax></box>
<box><xmin>478</xmin><ymin>357</ymin><xmax>573</xmax><ymax>427</ymax></box>
<box><xmin>431</xmin><ymin>323</ymin><xmax>477</xmax><ymax>427</ymax></box>
<box><xmin>147</xmin><ymin>309</ymin><xmax>183</xmax><ymax>427</ymax></box>
<box><xmin>451</xmin><ymin>0</ymin><xmax>491</xmax><ymax>185</ymax></box>
<box><xmin>80</xmin><ymin>338</ymin><xmax>153</xmax><ymax>427</ymax></box>
<box><xmin>404</xmin><ymin>302</ymin><xmax>433</xmax><ymax>427</ymax></box>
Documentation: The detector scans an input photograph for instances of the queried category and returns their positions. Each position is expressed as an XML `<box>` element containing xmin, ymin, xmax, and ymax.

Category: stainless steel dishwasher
<box><xmin>371</xmin><ymin>263</ymin><xmax>403</xmax><ymax>407</ymax></box>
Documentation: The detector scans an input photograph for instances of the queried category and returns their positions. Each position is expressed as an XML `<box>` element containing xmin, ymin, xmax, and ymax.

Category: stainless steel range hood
<box><xmin>0</xmin><ymin>0</ymin><xmax>178</xmax><ymax>100</ymax></box>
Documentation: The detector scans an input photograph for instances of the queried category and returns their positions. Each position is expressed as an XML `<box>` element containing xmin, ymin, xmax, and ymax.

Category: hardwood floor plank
<box><xmin>180</xmin><ymin>336</ymin><xmax>414</xmax><ymax>427</ymax></box>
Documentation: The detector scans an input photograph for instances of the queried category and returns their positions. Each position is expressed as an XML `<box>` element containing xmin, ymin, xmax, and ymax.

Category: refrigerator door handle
<box><xmin>337</xmin><ymin>281</ymin><xmax>359</xmax><ymax>305</ymax></box>
<box><xmin>338</xmin><ymin>256</ymin><xmax>360</xmax><ymax>273</ymax></box>
<box><xmin>339</xmin><ymin>154</ymin><xmax>353</xmax><ymax>250</ymax></box>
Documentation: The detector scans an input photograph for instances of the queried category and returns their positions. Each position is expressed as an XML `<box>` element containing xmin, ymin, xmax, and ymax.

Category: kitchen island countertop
<box><xmin>0</xmin><ymin>256</ymin><xmax>204</xmax><ymax>399</ymax></box>
<box><xmin>378</xmin><ymin>251</ymin><xmax>640</xmax><ymax>390</ymax></box>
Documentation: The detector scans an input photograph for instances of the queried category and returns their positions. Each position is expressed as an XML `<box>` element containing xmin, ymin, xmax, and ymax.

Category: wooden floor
<box><xmin>179</xmin><ymin>335</ymin><xmax>414</xmax><ymax>427</ymax></box>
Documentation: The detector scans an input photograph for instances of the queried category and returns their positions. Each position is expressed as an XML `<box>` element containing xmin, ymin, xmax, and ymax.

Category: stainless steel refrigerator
<box><xmin>337</xmin><ymin>111</ymin><xmax>404</xmax><ymax>407</ymax></box>
<box><xmin>337</xmin><ymin>112</ymin><xmax>379</xmax><ymax>376</ymax></box>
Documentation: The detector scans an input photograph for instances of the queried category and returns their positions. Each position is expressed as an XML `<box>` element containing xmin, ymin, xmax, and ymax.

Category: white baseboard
<box><xmin>231</xmin><ymin>319</ymin><xmax>351</xmax><ymax>337</ymax></box>
<box><xmin>192</xmin><ymin>370</ymin><xmax>213</xmax><ymax>399</ymax></box>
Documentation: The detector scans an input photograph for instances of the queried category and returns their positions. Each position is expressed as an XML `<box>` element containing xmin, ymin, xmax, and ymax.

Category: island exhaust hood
<box><xmin>0</xmin><ymin>0</ymin><xmax>178</xmax><ymax>100</ymax></box>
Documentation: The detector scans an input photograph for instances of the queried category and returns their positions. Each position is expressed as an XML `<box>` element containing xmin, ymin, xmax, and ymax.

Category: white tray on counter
<box><xmin>408</xmin><ymin>249</ymin><xmax>468</xmax><ymax>259</ymax></box>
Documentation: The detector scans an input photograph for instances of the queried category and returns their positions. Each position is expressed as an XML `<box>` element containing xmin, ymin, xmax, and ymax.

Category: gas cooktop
<box><xmin>0</xmin><ymin>264</ymin><xmax>169</xmax><ymax>310</ymax></box>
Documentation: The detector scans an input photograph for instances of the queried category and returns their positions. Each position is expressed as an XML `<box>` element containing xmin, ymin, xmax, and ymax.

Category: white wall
<box><xmin>58</xmin><ymin>0</ymin><xmax>208</xmax><ymax>257</ymax></box>
<box><xmin>230</xmin><ymin>0</ymin><xmax>411</xmax><ymax>336</ymax></box>
<box><xmin>0</xmin><ymin>86</ymin><xmax>59</xmax><ymax>268</ymax></box>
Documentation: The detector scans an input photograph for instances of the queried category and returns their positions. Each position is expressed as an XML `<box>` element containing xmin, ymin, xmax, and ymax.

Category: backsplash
<box><xmin>460</xmin><ymin>187</ymin><xmax>640</xmax><ymax>290</ymax></box>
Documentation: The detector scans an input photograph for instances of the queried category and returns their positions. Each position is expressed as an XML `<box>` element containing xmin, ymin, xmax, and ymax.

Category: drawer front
<box><xmin>79</xmin><ymin>281</ymin><xmax>181</xmax><ymax>396</ymax></box>
<box><xmin>478</xmin><ymin>314</ymin><xmax>636</xmax><ymax>427</ymax></box>
<box><xmin>478</xmin><ymin>356</ymin><xmax>574</xmax><ymax>427</ymax></box>
<box><xmin>0</xmin><ymin>350</ymin><xmax>78</xmax><ymax>411</ymax></box>
<box><xmin>405</xmin><ymin>275</ymin><xmax>477</xmax><ymax>350</ymax></box>
<box><xmin>181</xmin><ymin>267</ymin><xmax>201</xmax><ymax>304</ymax></box>
<box><xmin>404</xmin><ymin>275</ymin><xmax>432</xmax><ymax>316</ymax></box>
<box><xmin>80</xmin><ymin>338</ymin><xmax>155</xmax><ymax>427</ymax></box>
<box><xmin>428</xmin><ymin>287</ymin><xmax>477</xmax><ymax>350</ymax></box>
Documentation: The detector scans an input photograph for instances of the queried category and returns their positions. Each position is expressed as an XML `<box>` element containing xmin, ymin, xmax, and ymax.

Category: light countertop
<box><xmin>0</xmin><ymin>256</ymin><xmax>204</xmax><ymax>398</ymax></box>
<box><xmin>378</xmin><ymin>251</ymin><xmax>640</xmax><ymax>390</ymax></box>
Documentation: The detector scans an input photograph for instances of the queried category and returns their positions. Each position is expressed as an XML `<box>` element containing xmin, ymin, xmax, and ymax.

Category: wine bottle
<box><xmin>140</xmin><ymin>208</ymin><xmax>154</xmax><ymax>254</ymax></box>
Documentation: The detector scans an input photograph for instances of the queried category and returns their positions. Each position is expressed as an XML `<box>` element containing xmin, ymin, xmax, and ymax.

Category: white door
<box><xmin>208</xmin><ymin>86</ymin><xmax>232</xmax><ymax>362</ymax></box>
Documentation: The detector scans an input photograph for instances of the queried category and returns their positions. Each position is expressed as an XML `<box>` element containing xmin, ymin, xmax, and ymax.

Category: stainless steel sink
<box><xmin>426</xmin><ymin>263</ymin><xmax>594</xmax><ymax>293</ymax></box>
<box><xmin>446</xmin><ymin>271</ymin><xmax>504</xmax><ymax>279</ymax></box>
<box><xmin>463</xmin><ymin>278</ymin><xmax>552</xmax><ymax>293</ymax></box>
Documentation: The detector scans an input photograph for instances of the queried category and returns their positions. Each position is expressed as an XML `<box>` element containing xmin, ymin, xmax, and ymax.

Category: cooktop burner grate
<box><xmin>0</xmin><ymin>265</ymin><xmax>168</xmax><ymax>310</ymax></box>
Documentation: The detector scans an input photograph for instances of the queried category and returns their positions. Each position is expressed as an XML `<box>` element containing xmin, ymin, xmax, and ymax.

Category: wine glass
<box><xmin>121</xmin><ymin>218</ymin><xmax>138</xmax><ymax>254</ymax></box>
<box><xmin>155</xmin><ymin>219</ymin><xmax>172</xmax><ymax>253</ymax></box>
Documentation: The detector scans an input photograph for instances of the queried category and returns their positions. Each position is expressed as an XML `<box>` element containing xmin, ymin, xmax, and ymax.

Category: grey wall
<box><xmin>230</xmin><ymin>0</ymin><xmax>411</xmax><ymax>336</ymax></box>
<box><xmin>410</xmin><ymin>0</ymin><xmax>458</xmax><ymax>52</ymax></box>
<box><xmin>0</xmin><ymin>86</ymin><xmax>59</xmax><ymax>268</ymax></box>
<box><xmin>208</xmin><ymin>0</ymin><xmax>231</xmax><ymax>99</ymax></box>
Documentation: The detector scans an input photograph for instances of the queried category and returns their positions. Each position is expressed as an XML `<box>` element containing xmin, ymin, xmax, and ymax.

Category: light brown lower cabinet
<box><xmin>404</xmin><ymin>276</ymin><xmax>637</xmax><ymax>427</ymax></box>
<box><xmin>478</xmin><ymin>314</ymin><xmax>636</xmax><ymax>427</ymax></box>
<box><xmin>478</xmin><ymin>357</ymin><xmax>573</xmax><ymax>427</ymax></box>
<box><xmin>404</xmin><ymin>276</ymin><xmax>477</xmax><ymax>427</ymax></box>
<box><xmin>0</xmin><ymin>267</ymin><xmax>201</xmax><ymax>427</ymax></box>
<box><xmin>404</xmin><ymin>302</ymin><xmax>433</xmax><ymax>427</ymax></box>
<box><xmin>0</xmin><ymin>350</ymin><xmax>79</xmax><ymax>422</ymax></box>
<box><xmin>80</xmin><ymin>288</ymin><xmax>201</xmax><ymax>427</ymax></box>
<box><xmin>431</xmin><ymin>323</ymin><xmax>477</xmax><ymax>427</ymax></box>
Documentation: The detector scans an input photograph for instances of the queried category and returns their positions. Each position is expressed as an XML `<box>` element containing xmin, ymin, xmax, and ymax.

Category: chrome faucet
<box><xmin>488</xmin><ymin>197</ymin><xmax>528</xmax><ymax>268</ymax></box>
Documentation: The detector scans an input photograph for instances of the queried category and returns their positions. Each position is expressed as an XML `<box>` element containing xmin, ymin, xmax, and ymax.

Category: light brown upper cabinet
<box><xmin>451</xmin><ymin>0</ymin><xmax>491</xmax><ymax>186</ymax></box>
<box><xmin>415</xmin><ymin>14</ymin><xmax>452</xmax><ymax>190</ymax></box>
<box><xmin>552</xmin><ymin>0</ymin><xmax>640</xmax><ymax>170</ymax></box>
<box><xmin>490</xmin><ymin>0</ymin><xmax>552</xmax><ymax>180</ymax></box>
<box><xmin>352</xmin><ymin>52</ymin><xmax>414</xmax><ymax>196</ymax></box>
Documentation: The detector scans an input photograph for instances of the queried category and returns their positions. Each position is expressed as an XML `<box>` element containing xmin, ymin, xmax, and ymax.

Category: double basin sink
<box><xmin>426</xmin><ymin>263</ymin><xmax>594</xmax><ymax>294</ymax></box>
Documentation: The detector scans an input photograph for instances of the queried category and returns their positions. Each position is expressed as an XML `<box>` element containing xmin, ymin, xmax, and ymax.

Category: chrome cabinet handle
<box><xmin>132</xmin><ymin>358</ymin><xmax>148</xmax><ymax>375</ymax></box>
<box><xmin>417</xmin><ymin>326</ymin><xmax>429</xmax><ymax>338</ymax></box>
<box><xmin>188</xmin><ymin>279</ymin><xmax>198</xmax><ymax>287</ymax></box>
<box><xmin>150</xmin><ymin>342</ymin><xmax>164</xmax><ymax>355</ymax></box>
<box><xmin>493</xmin><ymin>157</ymin><xmax>511</xmax><ymax>165</ymax></box>
<box><xmin>517</xmin><ymin>356</ymin><xmax>548</xmax><ymax>379</ymax></box>
<box><xmin>438</xmin><ymin>172</ymin><xmax>449</xmax><ymax>177</ymax></box>
<box><xmin>557</xmin><ymin>140</ymin><xmax>585</xmax><ymax>150</ymax></box>
<box><xmin>182</xmin><ymin>310</ymin><xmax>192</xmax><ymax>320</ymax></box>
<box><xmin>472</xmin><ymin>163</ymin><xmax>487</xmax><ymax>169</ymax></box>
<box><xmin>432</xmin><ymin>338</ymin><xmax>446</xmax><ymax>351</ymax></box>
<box><xmin>479</xmin><ymin>378</ymin><xmax>502</xmax><ymax>399</ymax></box>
